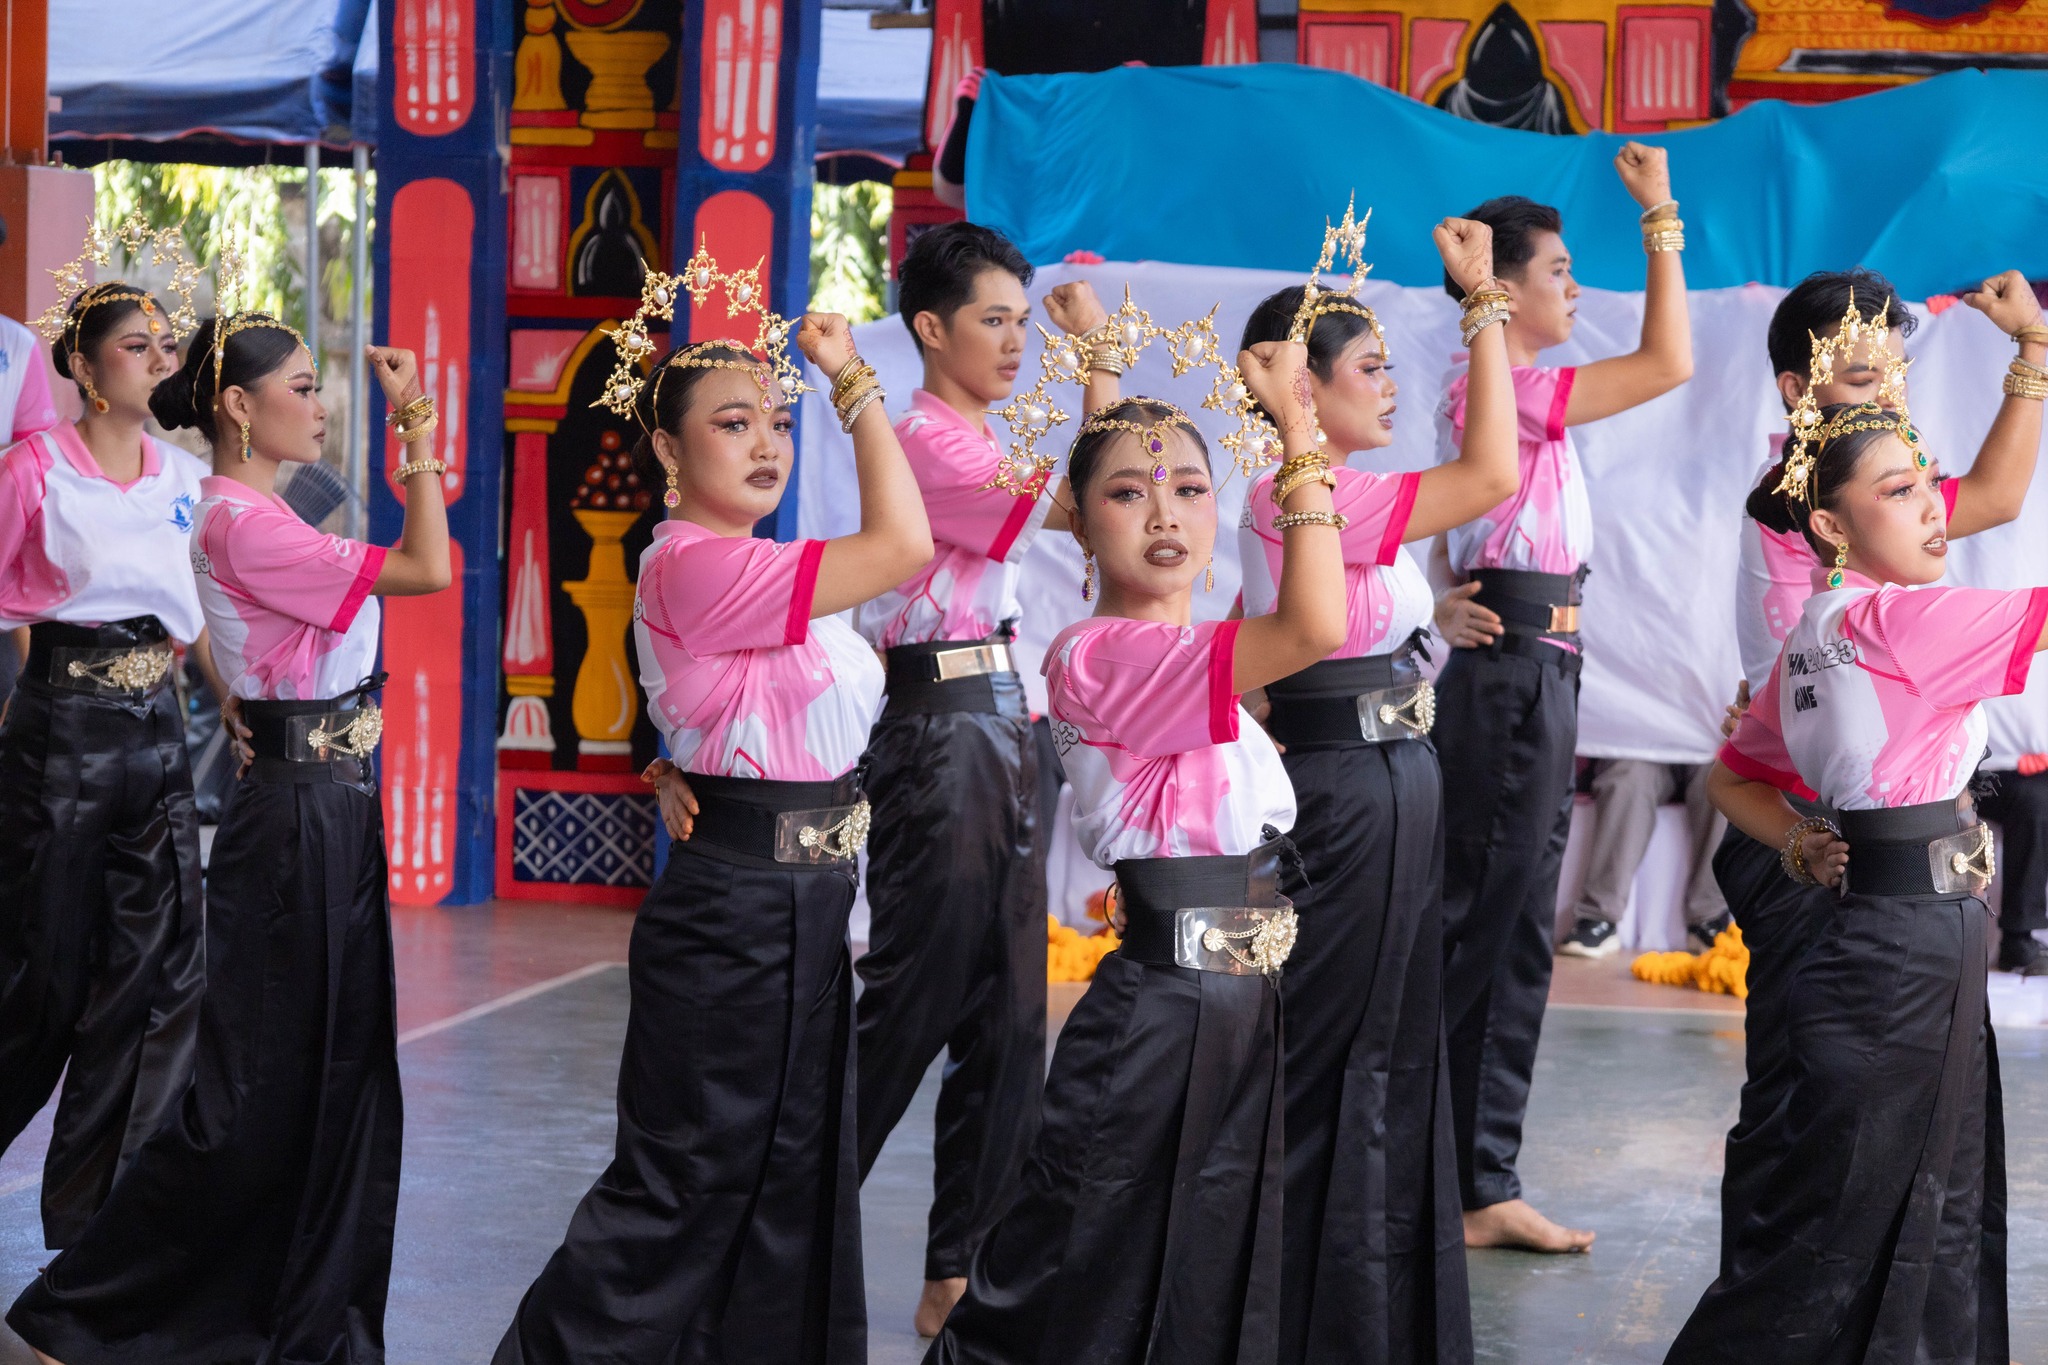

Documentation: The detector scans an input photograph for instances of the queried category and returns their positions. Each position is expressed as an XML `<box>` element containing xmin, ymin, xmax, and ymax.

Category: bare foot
<box><xmin>1463</xmin><ymin>1198</ymin><xmax>1595</xmax><ymax>1253</ymax></box>
<box><xmin>913</xmin><ymin>1276</ymin><xmax>968</xmax><ymax>1337</ymax></box>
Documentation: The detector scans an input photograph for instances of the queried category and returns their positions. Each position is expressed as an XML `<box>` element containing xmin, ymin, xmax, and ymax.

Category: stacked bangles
<box><xmin>1641</xmin><ymin>198</ymin><xmax>1685</xmax><ymax>254</ymax></box>
<box><xmin>1779</xmin><ymin>814</ymin><xmax>1842</xmax><ymax>886</ymax></box>
<box><xmin>1459</xmin><ymin>277</ymin><xmax>1512</xmax><ymax>347</ymax></box>
<box><xmin>831</xmin><ymin>355</ymin><xmax>885</xmax><ymax>432</ymax></box>
<box><xmin>1269</xmin><ymin>448</ymin><xmax>1348</xmax><ymax>532</ymax></box>
<box><xmin>2007</xmin><ymin>354</ymin><xmax>2048</xmax><ymax>401</ymax></box>
<box><xmin>389</xmin><ymin>393</ymin><xmax>438</xmax><ymax>445</ymax></box>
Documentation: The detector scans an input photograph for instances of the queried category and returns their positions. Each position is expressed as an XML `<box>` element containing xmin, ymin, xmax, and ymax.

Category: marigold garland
<box><xmin>1048</xmin><ymin>887</ymin><xmax>1122</xmax><ymax>983</ymax></box>
<box><xmin>1630</xmin><ymin>922</ymin><xmax>1749</xmax><ymax>999</ymax></box>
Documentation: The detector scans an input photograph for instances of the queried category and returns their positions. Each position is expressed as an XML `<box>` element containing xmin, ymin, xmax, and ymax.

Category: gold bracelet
<box><xmin>395</xmin><ymin>414</ymin><xmax>439</xmax><ymax>444</ymax></box>
<box><xmin>1644</xmin><ymin>228</ymin><xmax>1685</xmax><ymax>254</ymax></box>
<box><xmin>2005</xmin><ymin>370</ymin><xmax>2048</xmax><ymax>401</ymax></box>
<box><xmin>387</xmin><ymin>395</ymin><xmax>433</xmax><ymax>429</ymax></box>
<box><xmin>830</xmin><ymin>357</ymin><xmax>875</xmax><ymax>401</ymax></box>
<box><xmin>1639</xmin><ymin>199</ymin><xmax>1678</xmax><ymax>225</ymax></box>
<box><xmin>2012</xmin><ymin>355</ymin><xmax>2048</xmax><ymax>381</ymax></box>
<box><xmin>1272</xmin><ymin>508</ymin><xmax>1348</xmax><ymax>532</ymax></box>
<box><xmin>1460</xmin><ymin>303</ymin><xmax>1511</xmax><ymax>347</ymax></box>
<box><xmin>1274</xmin><ymin>452</ymin><xmax>1329</xmax><ymax>486</ymax></box>
<box><xmin>1275</xmin><ymin>466</ymin><xmax>1337</xmax><ymax>504</ymax></box>
<box><xmin>2013</xmin><ymin>323</ymin><xmax>2048</xmax><ymax>346</ymax></box>
<box><xmin>838</xmin><ymin>384</ymin><xmax>886</xmax><ymax>432</ymax></box>
<box><xmin>1779</xmin><ymin>815</ymin><xmax>1840</xmax><ymax>886</ymax></box>
<box><xmin>1086</xmin><ymin>342</ymin><xmax>1126</xmax><ymax>377</ymax></box>
<box><xmin>394</xmin><ymin>457</ymin><xmax>448</xmax><ymax>481</ymax></box>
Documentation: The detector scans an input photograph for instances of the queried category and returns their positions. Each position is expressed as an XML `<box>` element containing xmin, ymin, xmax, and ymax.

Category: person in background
<box><xmin>1978</xmin><ymin>751</ymin><xmax>2048</xmax><ymax>974</ymax></box>
<box><xmin>0</xmin><ymin>212</ymin><xmax>64</xmax><ymax>703</ymax></box>
<box><xmin>1557</xmin><ymin>760</ymin><xmax>1728</xmax><ymax>958</ymax></box>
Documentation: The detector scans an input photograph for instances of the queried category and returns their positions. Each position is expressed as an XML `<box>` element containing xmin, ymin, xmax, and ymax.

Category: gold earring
<box><xmin>1828</xmin><ymin>540</ymin><xmax>1848</xmax><ymax>590</ymax></box>
<box><xmin>1081</xmin><ymin>551</ymin><xmax>1095</xmax><ymax>602</ymax></box>
<box><xmin>239</xmin><ymin>421</ymin><xmax>252</xmax><ymax>463</ymax></box>
<box><xmin>82</xmin><ymin>378</ymin><xmax>109</xmax><ymax>414</ymax></box>
<box><xmin>662</xmin><ymin>462</ymin><xmax>680</xmax><ymax>509</ymax></box>
<box><xmin>1205</xmin><ymin>557</ymin><xmax>1215</xmax><ymax>594</ymax></box>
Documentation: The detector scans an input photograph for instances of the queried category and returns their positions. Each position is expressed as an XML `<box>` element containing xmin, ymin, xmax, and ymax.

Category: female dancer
<box><xmin>0</xmin><ymin>280</ymin><xmax>210</xmax><ymax>1250</ymax></box>
<box><xmin>9</xmin><ymin>320</ymin><xmax>450</xmax><ymax>1365</ymax></box>
<box><xmin>928</xmin><ymin>342</ymin><xmax>1346</xmax><ymax>1365</ymax></box>
<box><xmin>495</xmin><ymin>309</ymin><xmax>931</xmax><ymax>1364</ymax></box>
<box><xmin>1714</xmin><ymin>270</ymin><xmax>2042</xmax><ymax>1271</ymax></box>
<box><xmin>1668</xmin><ymin>400</ymin><xmax>2047</xmax><ymax>1363</ymax></box>
<box><xmin>1235</xmin><ymin>217</ymin><xmax>1516</xmax><ymax>1364</ymax></box>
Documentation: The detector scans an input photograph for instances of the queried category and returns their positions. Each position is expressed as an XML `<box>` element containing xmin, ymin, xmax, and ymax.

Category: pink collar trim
<box><xmin>53</xmin><ymin>423</ymin><xmax>161</xmax><ymax>488</ymax></box>
<box><xmin>908</xmin><ymin>389</ymin><xmax>996</xmax><ymax>445</ymax></box>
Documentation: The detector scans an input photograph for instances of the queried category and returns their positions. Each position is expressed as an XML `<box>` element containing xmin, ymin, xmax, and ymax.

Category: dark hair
<box><xmin>1239</xmin><ymin>286</ymin><xmax>1380</xmax><ymax>382</ymax></box>
<box><xmin>1065</xmin><ymin>397</ymin><xmax>1212</xmax><ymax>513</ymax></box>
<box><xmin>897</xmin><ymin>221</ymin><xmax>1033</xmax><ymax>355</ymax></box>
<box><xmin>1766</xmin><ymin>268</ymin><xmax>1916</xmax><ymax>381</ymax></box>
<box><xmin>628</xmin><ymin>342</ymin><xmax>773</xmax><ymax>487</ymax></box>
<box><xmin>1441</xmin><ymin>195</ymin><xmax>1562</xmax><ymax>299</ymax></box>
<box><xmin>1745</xmin><ymin>403</ymin><xmax>1906</xmax><ymax>557</ymax></box>
<box><xmin>52</xmin><ymin>284</ymin><xmax>157</xmax><ymax>387</ymax></box>
<box><xmin>150</xmin><ymin>315</ymin><xmax>306</xmax><ymax>437</ymax></box>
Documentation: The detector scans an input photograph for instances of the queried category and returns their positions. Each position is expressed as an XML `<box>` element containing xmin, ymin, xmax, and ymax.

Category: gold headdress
<box><xmin>986</xmin><ymin>286</ymin><xmax>1274</xmax><ymax>495</ymax></box>
<box><xmin>1073</xmin><ymin>398</ymin><xmax>1205</xmax><ymax>467</ymax></box>
<box><xmin>32</xmin><ymin>211</ymin><xmax>202</xmax><ymax>350</ymax></box>
<box><xmin>1288</xmin><ymin>195</ymin><xmax>1387</xmax><ymax>360</ymax></box>
<box><xmin>1775</xmin><ymin>292</ymin><xmax>1917</xmax><ymax>505</ymax></box>
<box><xmin>209</xmin><ymin>237</ymin><xmax>314</xmax><ymax>397</ymax></box>
<box><xmin>593</xmin><ymin>238</ymin><xmax>810</xmax><ymax>430</ymax></box>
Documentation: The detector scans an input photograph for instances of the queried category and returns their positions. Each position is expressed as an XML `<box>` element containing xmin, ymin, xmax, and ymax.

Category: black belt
<box><xmin>1839</xmin><ymin>799</ymin><xmax>1992</xmax><ymax>898</ymax></box>
<box><xmin>25</xmin><ymin>616</ymin><xmax>175</xmax><ymax>698</ymax></box>
<box><xmin>1112</xmin><ymin>831</ymin><xmax>1299</xmax><ymax>976</ymax></box>
<box><xmin>1476</xmin><ymin>629</ymin><xmax>1584</xmax><ymax>677</ymax></box>
<box><xmin>1472</xmin><ymin>566</ymin><xmax>1587</xmax><ymax>640</ymax></box>
<box><xmin>883</xmin><ymin>628</ymin><xmax>1024</xmax><ymax>717</ymax></box>
<box><xmin>241</xmin><ymin>674</ymin><xmax>384</xmax><ymax>787</ymax></box>
<box><xmin>1264</xmin><ymin>644</ymin><xmax>1432</xmax><ymax>748</ymax></box>
<box><xmin>685</xmin><ymin>771</ymin><xmax>869</xmax><ymax>871</ymax></box>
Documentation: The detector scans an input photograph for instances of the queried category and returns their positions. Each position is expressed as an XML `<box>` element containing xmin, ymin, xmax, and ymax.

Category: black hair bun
<box><xmin>1744</xmin><ymin>458</ymin><xmax>1800</xmax><ymax>536</ymax></box>
<box><xmin>52</xmin><ymin>341</ymin><xmax>75</xmax><ymax>380</ymax></box>
<box><xmin>149</xmin><ymin>368</ymin><xmax>202</xmax><ymax>431</ymax></box>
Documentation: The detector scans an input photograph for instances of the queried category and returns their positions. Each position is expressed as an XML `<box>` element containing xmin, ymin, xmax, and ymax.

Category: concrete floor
<box><xmin>2</xmin><ymin>903</ymin><xmax>2044</xmax><ymax>1364</ymax></box>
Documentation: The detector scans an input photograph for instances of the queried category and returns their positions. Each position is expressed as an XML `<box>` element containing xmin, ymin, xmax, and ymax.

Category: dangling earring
<box><xmin>1828</xmin><ymin>541</ymin><xmax>1848</xmax><ymax>590</ymax></box>
<box><xmin>82</xmin><ymin>378</ymin><xmax>109</xmax><ymax>414</ymax></box>
<box><xmin>662</xmin><ymin>462</ymin><xmax>680</xmax><ymax>509</ymax></box>
<box><xmin>1205</xmin><ymin>557</ymin><xmax>1215</xmax><ymax>594</ymax></box>
<box><xmin>239</xmin><ymin>421</ymin><xmax>253</xmax><ymax>463</ymax></box>
<box><xmin>1081</xmin><ymin>551</ymin><xmax>1096</xmax><ymax>602</ymax></box>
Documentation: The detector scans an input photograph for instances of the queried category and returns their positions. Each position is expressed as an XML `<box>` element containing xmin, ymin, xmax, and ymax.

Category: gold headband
<box><xmin>33</xmin><ymin>211</ymin><xmax>201</xmax><ymax>349</ymax></box>
<box><xmin>1776</xmin><ymin>291</ymin><xmax>1915</xmax><ymax>505</ymax></box>
<box><xmin>987</xmin><ymin>287</ymin><xmax>1273</xmax><ymax>495</ymax></box>
<box><xmin>1075</xmin><ymin>399</ymin><xmax>1204</xmax><ymax>483</ymax></box>
<box><xmin>1288</xmin><ymin>196</ymin><xmax>1385</xmax><ymax>360</ymax></box>
<box><xmin>593</xmin><ymin>238</ymin><xmax>809</xmax><ymax>431</ymax></box>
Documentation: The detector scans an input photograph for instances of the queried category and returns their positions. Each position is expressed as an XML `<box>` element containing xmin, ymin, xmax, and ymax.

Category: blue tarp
<box><xmin>966</xmin><ymin>64</ymin><xmax>2048</xmax><ymax>298</ymax></box>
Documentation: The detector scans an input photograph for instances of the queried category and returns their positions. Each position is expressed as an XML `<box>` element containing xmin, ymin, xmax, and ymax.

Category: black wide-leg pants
<box><xmin>9</xmin><ymin>769</ymin><xmax>402</xmax><ymax>1365</ymax></box>
<box><xmin>855</xmin><ymin>678</ymin><xmax>1047</xmax><ymax>1282</ymax></box>
<box><xmin>1667</xmin><ymin>891</ymin><xmax>2006</xmax><ymax>1364</ymax></box>
<box><xmin>0</xmin><ymin>676</ymin><xmax>204</xmax><ymax>1250</ymax></box>
<box><xmin>497</xmin><ymin>843</ymin><xmax>866</xmax><ymax>1365</ymax></box>
<box><xmin>1433</xmin><ymin>642</ymin><xmax>1580</xmax><ymax>1211</ymax></box>
<box><xmin>1277</xmin><ymin>739</ymin><xmax>1470</xmax><ymax>1365</ymax></box>
<box><xmin>1975</xmin><ymin>772</ymin><xmax>2048</xmax><ymax>936</ymax></box>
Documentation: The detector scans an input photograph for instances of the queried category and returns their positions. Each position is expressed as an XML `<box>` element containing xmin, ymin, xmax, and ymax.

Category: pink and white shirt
<box><xmin>1735</xmin><ymin>440</ymin><xmax>1961</xmax><ymax>693</ymax></box>
<box><xmin>1240</xmin><ymin>464</ymin><xmax>1425</xmax><ymax>659</ymax></box>
<box><xmin>1435</xmin><ymin>364</ymin><xmax>1591</xmax><ymax>576</ymax></box>
<box><xmin>0</xmin><ymin>424</ymin><xmax>207</xmax><ymax>640</ymax></box>
<box><xmin>854</xmin><ymin>389</ymin><xmax>1054</xmax><ymax>649</ymax></box>
<box><xmin>635</xmin><ymin>520</ymin><xmax>883</xmax><ymax>781</ymax></box>
<box><xmin>0</xmin><ymin>316</ymin><xmax>58</xmax><ymax>445</ymax></box>
<box><xmin>189</xmin><ymin>476</ymin><xmax>385</xmax><ymax>701</ymax></box>
<box><xmin>1044</xmin><ymin>617</ymin><xmax>1296</xmax><ymax>868</ymax></box>
<box><xmin>1722</xmin><ymin>568</ymin><xmax>2048</xmax><ymax>811</ymax></box>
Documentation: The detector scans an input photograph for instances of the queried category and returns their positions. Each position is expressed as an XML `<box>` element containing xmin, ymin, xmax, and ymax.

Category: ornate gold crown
<box><xmin>209</xmin><ymin>236</ymin><xmax>314</xmax><ymax>397</ymax></box>
<box><xmin>1776</xmin><ymin>292</ymin><xmax>1916</xmax><ymax>504</ymax></box>
<box><xmin>593</xmin><ymin>237</ymin><xmax>809</xmax><ymax>430</ymax></box>
<box><xmin>1288</xmin><ymin>195</ymin><xmax>1386</xmax><ymax>360</ymax></box>
<box><xmin>986</xmin><ymin>286</ymin><xmax>1275</xmax><ymax>495</ymax></box>
<box><xmin>32</xmin><ymin>211</ymin><xmax>202</xmax><ymax>349</ymax></box>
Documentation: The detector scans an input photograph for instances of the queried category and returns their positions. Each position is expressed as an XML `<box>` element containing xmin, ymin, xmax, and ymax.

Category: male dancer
<box><xmin>1430</xmin><ymin>143</ymin><xmax>1692</xmax><ymax>1253</ymax></box>
<box><xmin>854</xmin><ymin>222</ymin><xmax>1109</xmax><ymax>1334</ymax></box>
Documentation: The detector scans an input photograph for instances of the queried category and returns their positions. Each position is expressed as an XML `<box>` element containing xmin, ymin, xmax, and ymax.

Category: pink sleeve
<box><xmin>1718</xmin><ymin>659</ymin><xmax>1814</xmax><ymax>798</ymax></box>
<box><xmin>1248</xmin><ymin>467</ymin><xmax>1418</xmax><ymax>568</ymax></box>
<box><xmin>0</xmin><ymin>442</ymin><xmax>45</xmax><ymax>577</ymax></box>
<box><xmin>217</xmin><ymin>509</ymin><xmax>387</xmax><ymax>632</ymax></box>
<box><xmin>1444</xmin><ymin>365</ymin><xmax>1573</xmax><ymax>442</ymax></box>
<box><xmin>646</xmin><ymin>535</ymin><xmax>824</xmax><ymax>656</ymax></box>
<box><xmin>1942</xmin><ymin>477</ymin><xmax>1961</xmax><ymax>519</ymax></box>
<box><xmin>1057</xmin><ymin>617</ymin><xmax>1242</xmax><ymax>759</ymax></box>
<box><xmin>903</xmin><ymin>413</ymin><xmax>1044</xmax><ymax>563</ymax></box>
<box><xmin>10</xmin><ymin>361</ymin><xmax>57</xmax><ymax>443</ymax></box>
<box><xmin>1858</xmin><ymin>585</ymin><xmax>2048</xmax><ymax>709</ymax></box>
<box><xmin>1759</xmin><ymin>526</ymin><xmax>1818</xmax><ymax>647</ymax></box>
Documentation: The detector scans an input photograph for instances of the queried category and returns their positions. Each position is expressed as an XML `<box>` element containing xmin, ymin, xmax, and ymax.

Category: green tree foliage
<box><xmin>809</xmin><ymin>180</ymin><xmax>891</xmax><ymax>323</ymax></box>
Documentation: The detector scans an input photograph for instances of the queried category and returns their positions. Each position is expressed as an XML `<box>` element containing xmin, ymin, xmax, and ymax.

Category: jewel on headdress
<box><xmin>1774</xmin><ymin>290</ymin><xmax>1915</xmax><ymax>505</ymax></box>
<box><xmin>32</xmin><ymin>211</ymin><xmax>202</xmax><ymax>347</ymax></box>
<box><xmin>1075</xmin><ymin>400</ymin><xmax>1204</xmax><ymax>486</ymax></box>
<box><xmin>1287</xmin><ymin>194</ymin><xmax>1381</xmax><ymax>355</ymax></box>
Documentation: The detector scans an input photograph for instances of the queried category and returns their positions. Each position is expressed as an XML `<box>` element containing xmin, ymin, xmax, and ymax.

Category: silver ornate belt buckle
<box><xmin>52</xmin><ymin>645</ymin><xmax>174</xmax><ymax>694</ymax></box>
<box><xmin>774</xmin><ymin>800</ymin><xmax>871</xmax><ymax>863</ymax></box>
<box><xmin>1357</xmin><ymin>681</ymin><xmax>1434</xmax><ymax>741</ymax></box>
<box><xmin>1929</xmin><ymin>821</ymin><xmax>1995</xmax><ymax>895</ymax></box>
<box><xmin>1172</xmin><ymin>902</ymin><xmax>1298</xmax><ymax>976</ymax></box>
<box><xmin>933</xmin><ymin>641</ymin><xmax>1014</xmax><ymax>682</ymax></box>
<box><xmin>285</xmin><ymin>703</ymin><xmax>384</xmax><ymax>761</ymax></box>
